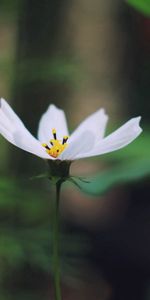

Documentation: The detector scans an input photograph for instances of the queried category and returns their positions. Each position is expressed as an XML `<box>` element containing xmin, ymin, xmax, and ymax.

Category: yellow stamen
<box><xmin>42</xmin><ymin>143</ymin><xmax>50</xmax><ymax>150</ymax></box>
<box><xmin>62</xmin><ymin>136</ymin><xmax>68</xmax><ymax>145</ymax></box>
<box><xmin>52</xmin><ymin>128</ymin><xmax>57</xmax><ymax>140</ymax></box>
<box><xmin>42</xmin><ymin>129</ymin><xmax>69</xmax><ymax>158</ymax></box>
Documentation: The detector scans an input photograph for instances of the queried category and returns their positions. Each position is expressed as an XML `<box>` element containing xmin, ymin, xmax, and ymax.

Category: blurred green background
<box><xmin>0</xmin><ymin>1</ymin><xmax>149</xmax><ymax>299</ymax></box>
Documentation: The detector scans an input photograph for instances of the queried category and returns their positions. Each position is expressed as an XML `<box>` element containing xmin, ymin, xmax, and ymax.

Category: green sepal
<box><xmin>47</xmin><ymin>160</ymin><xmax>72</xmax><ymax>184</ymax></box>
<box><xmin>30</xmin><ymin>173</ymin><xmax>49</xmax><ymax>180</ymax></box>
<box><xmin>68</xmin><ymin>176</ymin><xmax>90</xmax><ymax>190</ymax></box>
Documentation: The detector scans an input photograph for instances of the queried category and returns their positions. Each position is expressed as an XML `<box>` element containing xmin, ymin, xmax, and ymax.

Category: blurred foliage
<box><xmin>0</xmin><ymin>177</ymin><xmax>89</xmax><ymax>298</ymax></box>
<box><xmin>0</xmin><ymin>0</ymin><xmax>20</xmax><ymax>20</ymax></box>
<box><xmin>77</xmin><ymin>158</ymin><xmax>150</xmax><ymax>196</ymax></box>
<box><xmin>127</xmin><ymin>0</ymin><xmax>150</xmax><ymax>16</ymax></box>
<box><xmin>14</xmin><ymin>57</ymin><xmax>80</xmax><ymax>85</ymax></box>
<box><xmin>0</xmin><ymin>178</ymin><xmax>51</xmax><ymax>269</ymax></box>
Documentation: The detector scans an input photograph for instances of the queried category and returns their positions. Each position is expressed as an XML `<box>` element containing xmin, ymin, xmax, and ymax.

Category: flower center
<box><xmin>42</xmin><ymin>128</ymin><xmax>69</xmax><ymax>158</ymax></box>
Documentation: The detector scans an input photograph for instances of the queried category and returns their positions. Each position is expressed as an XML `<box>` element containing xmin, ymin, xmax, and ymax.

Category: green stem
<box><xmin>53</xmin><ymin>180</ymin><xmax>62</xmax><ymax>300</ymax></box>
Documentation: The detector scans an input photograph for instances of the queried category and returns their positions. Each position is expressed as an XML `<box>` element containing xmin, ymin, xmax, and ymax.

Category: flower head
<box><xmin>0</xmin><ymin>98</ymin><xmax>142</xmax><ymax>162</ymax></box>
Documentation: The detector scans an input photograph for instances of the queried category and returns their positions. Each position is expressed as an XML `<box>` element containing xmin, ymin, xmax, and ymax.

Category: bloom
<box><xmin>0</xmin><ymin>98</ymin><xmax>142</xmax><ymax>161</ymax></box>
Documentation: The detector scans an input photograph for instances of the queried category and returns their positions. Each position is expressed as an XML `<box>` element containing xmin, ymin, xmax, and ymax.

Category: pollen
<box><xmin>42</xmin><ymin>128</ymin><xmax>68</xmax><ymax>158</ymax></box>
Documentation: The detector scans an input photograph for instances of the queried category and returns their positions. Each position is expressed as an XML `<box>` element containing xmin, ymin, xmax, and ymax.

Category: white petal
<box><xmin>0</xmin><ymin>124</ymin><xmax>15</xmax><ymax>144</ymax></box>
<box><xmin>59</xmin><ymin>108</ymin><xmax>107</xmax><ymax>160</ymax></box>
<box><xmin>0</xmin><ymin>98</ymin><xmax>50</xmax><ymax>159</ymax></box>
<box><xmin>69</xmin><ymin>108</ymin><xmax>108</xmax><ymax>143</ymax></box>
<box><xmin>59</xmin><ymin>130</ymin><xmax>95</xmax><ymax>160</ymax></box>
<box><xmin>38</xmin><ymin>104</ymin><xmax>69</xmax><ymax>143</ymax></box>
<box><xmin>0</xmin><ymin>98</ymin><xmax>24</xmax><ymax>126</ymax></box>
<box><xmin>12</xmin><ymin>129</ymin><xmax>51</xmax><ymax>159</ymax></box>
<box><xmin>74</xmin><ymin>117</ymin><xmax>142</xmax><ymax>159</ymax></box>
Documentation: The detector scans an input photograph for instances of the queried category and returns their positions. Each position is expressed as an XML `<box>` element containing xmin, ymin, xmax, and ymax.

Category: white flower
<box><xmin>0</xmin><ymin>98</ymin><xmax>142</xmax><ymax>161</ymax></box>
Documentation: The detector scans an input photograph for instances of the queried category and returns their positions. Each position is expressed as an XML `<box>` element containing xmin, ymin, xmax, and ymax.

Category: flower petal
<box><xmin>0</xmin><ymin>98</ymin><xmax>25</xmax><ymax>126</ymax></box>
<box><xmin>69</xmin><ymin>108</ymin><xmax>108</xmax><ymax>143</ymax></box>
<box><xmin>59</xmin><ymin>130</ymin><xmax>95</xmax><ymax>160</ymax></box>
<box><xmin>0</xmin><ymin>98</ymin><xmax>50</xmax><ymax>159</ymax></box>
<box><xmin>59</xmin><ymin>108</ymin><xmax>108</xmax><ymax>160</ymax></box>
<box><xmin>73</xmin><ymin>117</ymin><xmax>142</xmax><ymax>159</ymax></box>
<box><xmin>38</xmin><ymin>104</ymin><xmax>69</xmax><ymax>143</ymax></box>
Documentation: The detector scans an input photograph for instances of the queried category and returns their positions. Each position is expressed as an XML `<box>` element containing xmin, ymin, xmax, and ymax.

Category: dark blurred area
<box><xmin>0</xmin><ymin>0</ymin><xmax>149</xmax><ymax>299</ymax></box>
